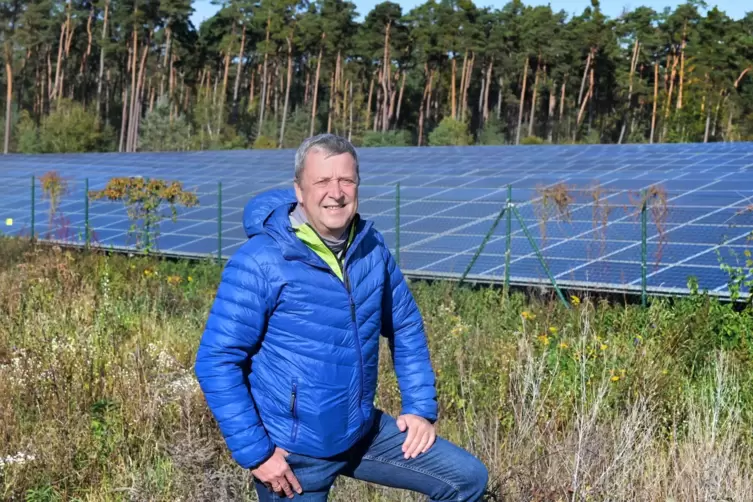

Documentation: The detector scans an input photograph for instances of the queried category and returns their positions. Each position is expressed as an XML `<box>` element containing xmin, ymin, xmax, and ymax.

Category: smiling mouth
<box><xmin>323</xmin><ymin>204</ymin><xmax>346</xmax><ymax>210</ymax></box>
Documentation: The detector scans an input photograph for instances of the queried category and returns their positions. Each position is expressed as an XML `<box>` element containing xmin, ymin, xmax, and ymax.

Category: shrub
<box><xmin>428</xmin><ymin>117</ymin><xmax>472</xmax><ymax>146</ymax></box>
<box><xmin>361</xmin><ymin>130</ymin><xmax>411</xmax><ymax>147</ymax></box>
<box><xmin>520</xmin><ymin>135</ymin><xmax>545</xmax><ymax>145</ymax></box>
<box><xmin>139</xmin><ymin>97</ymin><xmax>192</xmax><ymax>152</ymax></box>
<box><xmin>38</xmin><ymin>99</ymin><xmax>113</xmax><ymax>153</ymax></box>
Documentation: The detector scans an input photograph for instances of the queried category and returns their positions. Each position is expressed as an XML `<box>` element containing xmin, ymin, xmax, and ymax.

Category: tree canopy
<box><xmin>0</xmin><ymin>0</ymin><xmax>751</xmax><ymax>152</ymax></box>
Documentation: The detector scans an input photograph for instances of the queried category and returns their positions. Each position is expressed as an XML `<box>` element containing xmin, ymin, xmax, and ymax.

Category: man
<box><xmin>195</xmin><ymin>134</ymin><xmax>488</xmax><ymax>501</ymax></box>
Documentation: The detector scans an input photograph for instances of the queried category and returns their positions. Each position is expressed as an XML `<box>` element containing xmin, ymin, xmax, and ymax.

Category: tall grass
<box><xmin>2</xmin><ymin>238</ymin><xmax>753</xmax><ymax>501</ymax></box>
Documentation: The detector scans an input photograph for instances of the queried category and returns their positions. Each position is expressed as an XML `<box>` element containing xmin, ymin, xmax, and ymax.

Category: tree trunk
<box><xmin>703</xmin><ymin>105</ymin><xmax>711</xmax><ymax>143</ymax></box>
<box><xmin>258</xmin><ymin>14</ymin><xmax>271</xmax><ymax>135</ymax></box>
<box><xmin>528</xmin><ymin>57</ymin><xmax>541</xmax><ymax>138</ymax></box>
<box><xmin>52</xmin><ymin>20</ymin><xmax>66</xmax><ymax>100</ymax></box>
<box><xmin>577</xmin><ymin>49</ymin><xmax>592</xmax><ymax>108</ymax></box>
<box><xmin>396</xmin><ymin>71</ymin><xmax>406</xmax><ymax>122</ymax></box>
<box><xmin>619</xmin><ymin>39</ymin><xmax>640</xmax><ymax>144</ymax></box>
<box><xmin>348</xmin><ymin>80</ymin><xmax>353</xmax><ymax>142</ymax></box>
<box><xmin>160</xmin><ymin>25</ymin><xmax>172</xmax><ymax>99</ymax></box>
<box><xmin>96</xmin><ymin>0</ymin><xmax>109</xmax><ymax>122</ymax></box>
<box><xmin>483</xmin><ymin>60</ymin><xmax>493</xmax><ymax>123</ymax></box>
<box><xmin>127</xmin><ymin>29</ymin><xmax>138</xmax><ymax>151</ymax></box>
<box><xmin>496</xmin><ymin>76</ymin><xmax>502</xmax><ymax>120</ymax></box>
<box><xmin>304</xmin><ymin>70</ymin><xmax>310</xmax><ymax>105</ymax></box>
<box><xmin>516</xmin><ymin>58</ymin><xmax>528</xmax><ymax>145</ymax></box>
<box><xmin>677</xmin><ymin>23</ymin><xmax>686</xmax><ymax>110</ymax></box>
<box><xmin>327</xmin><ymin>72</ymin><xmax>334</xmax><ymax>133</ymax></box>
<box><xmin>219</xmin><ymin>24</ymin><xmax>235</xmax><ymax>130</ymax></box>
<box><xmin>119</xmin><ymin>86</ymin><xmax>128</xmax><ymax>152</ymax></box>
<box><xmin>279</xmin><ymin>35</ymin><xmax>293</xmax><ymax>148</ymax></box>
<box><xmin>451</xmin><ymin>57</ymin><xmax>457</xmax><ymax>120</ymax></box>
<box><xmin>309</xmin><ymin>38</ymin><xmax>323</xmax><ymax>136</ymax></box>
<box><xmin>462</xmin><ymin>52</ymin><xmax>474</xmax><ymax>120</ymax></box>
<box><xmin>576</xmin><ymin>65</ymin><xmax>593</xmax><ymax>129</ymax></box>
<box><xmin>130</xmin><ymin>43</ymin><xmax>149</xmax><ymax>152</ymax></box>
<box><xmin>366</xmin><ymin>71</ymin><xmax>375</xmax><ymax>130</ymax></box>
<box><xmin>4</xmin><ymin>54</ymin><xmax>12</xmax><ymax>154</ymax></box>
<box><xmin>650</xmin><ymin>63</ymin><xmax>658</xmax><ymax>144</ymax></box>
<box><xmin>381</xmin><ymin>20</ymin><xmax>392</xmax><ymax>133</ymax></box>
<box><xmin>230</xmin><ymin>24</ymin><xmax>247</xmax><ymax>122</ymax></box>
<box><xmin>79</xmin><ymin>7</ymin><xmax>93</xmax><ymax>85</ymax></box>
<box><xmin>661</xmin><ymin>50</ymin><xmax>679</xmax><ymax>142</ymax></box>
<box><xmin>458</xmin><ymin>51</ymin><xmax>467</xmax><ymax>120</ymax></box>
<box><xmin>548</xmin><ymin>82</ymin><xmax>556</xmax><ymax>143</ymax></box>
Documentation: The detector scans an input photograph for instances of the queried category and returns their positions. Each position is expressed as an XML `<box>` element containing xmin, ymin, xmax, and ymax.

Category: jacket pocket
<box><xmin>289</xmin><ymin>377</ymin><xmax>299</xmax><ymax>442</ymax></box>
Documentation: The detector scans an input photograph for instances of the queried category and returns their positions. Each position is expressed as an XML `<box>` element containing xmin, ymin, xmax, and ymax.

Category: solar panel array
<box><xmin>1</xmin><ymin>142</ymin><xmax>751</xmax><ymax>298</ymax></box>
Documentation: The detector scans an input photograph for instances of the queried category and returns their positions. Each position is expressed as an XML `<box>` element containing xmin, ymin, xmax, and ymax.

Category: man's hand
<box><xmin>251</xmin><ymin>447</ymin><xmax>302</xmax><ymax>499</ymax></box>
<box><xmin>396</xmin><ymin>414</ymin><xmax>436</xmax><ymax>459</ymax></box>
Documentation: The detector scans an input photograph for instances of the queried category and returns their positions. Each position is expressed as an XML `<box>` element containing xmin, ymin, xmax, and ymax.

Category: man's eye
<box><xmin>341</xmin><ymin>179</ymin><xmax>355</xmax><ymax>185</ymax></box>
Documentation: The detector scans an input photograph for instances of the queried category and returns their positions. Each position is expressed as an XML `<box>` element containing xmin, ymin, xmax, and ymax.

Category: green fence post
<box><xmin>512</xmin><ymin>205</ymin><xmax>570</xmax><ymax>309</ymax></box>
<box><xmin>395</xmin><ymin>182</ymin><xmax>400</xmax><ymax>266</ymax></box>
<box><xmin>460</xmin><ymin>204</ymin><xmax>506</xmax><ymax>286</ymax></box>
<box><xmin>85</xmin><ymin>178</ymin><xmax>90</xmax><ymax>249</ymax></box>
<box><xmin>504</xmin><ymin>185</ymin><xmax>512</xmax><ymax>296</ymax></box>
<box><xmin>641</xmin><ymin>189</ymin><xmax>647</xmax><ymax>307</ymax></box>
<box><xmin>30</xmin><ymin>175</ymin><xmax>35</xmax><ymax>241</ymax></box>
<box><xmin>217</xmin><ymin>181</ymin><xmax>223</xmax><ymax>265</ymax></box>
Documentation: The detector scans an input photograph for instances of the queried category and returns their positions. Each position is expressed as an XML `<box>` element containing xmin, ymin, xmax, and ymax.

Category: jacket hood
<box><xmin>242</xmin><ymin>188</ymin><xmax>297</xmax><ymax>238</ymax></box>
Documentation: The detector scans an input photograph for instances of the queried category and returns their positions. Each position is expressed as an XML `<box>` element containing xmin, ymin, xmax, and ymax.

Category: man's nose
<box><xmin>329</xmin><ymin>181</ymin><xmax>344</xmax><ymax>199</ymax></box>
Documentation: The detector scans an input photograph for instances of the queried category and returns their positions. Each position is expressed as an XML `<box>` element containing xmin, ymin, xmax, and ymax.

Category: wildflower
<box><xmin>559</xmin><ymin>342</ymin><xmax>568</xmax><ymax>349</ymax></box>
<box><xmin>570</xmin><ymin>295</ymin><xmax>581</xmax><ymax>305</ymax></box>
<box><xmin>600</xmin><ymin>343</ymin><xmax>608</xmax><ymax>351</ymax></box>
<box><xmin>745</xmin><ymin>250</ymin><xmax>751</xmax><ymax>258</ymax></box>
<box><xmin>187</xmin><ymin>276</ymin><xmax>193</xmax><ymax>282</ymax></box>
<box><xmin>611</xmin><ymin>375</ymin><xmax>620</xmax><ymax>382</ymax></box>
<box><xmin>537</xmin><ymin>334</ymin><xmax>550</xmax><ymax>346</ymax></box>
<box><xmin>548</xmin><ymin>326</ymin><xmax>558</xmax><ymax>334</ymax></box>
<box><xmin>167</xmin><ymin>275</ymin><xmax>182</xmax><ymax>286</ymax></box>
<box><xmin>144</xmin><ymin>269</ymin><xmax>153</xmax><ymax>277</ymax></box>
<box><xmin>521</xmin><ymin>311</ymin><xmax>536</xmax><ymax>320</ymax></box>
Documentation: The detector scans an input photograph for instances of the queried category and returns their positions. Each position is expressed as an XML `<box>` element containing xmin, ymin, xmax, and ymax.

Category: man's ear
<box><xmin>293</xmin><ymin>180</ymin><xmax>304</xmax><ymax>205</ymax></box>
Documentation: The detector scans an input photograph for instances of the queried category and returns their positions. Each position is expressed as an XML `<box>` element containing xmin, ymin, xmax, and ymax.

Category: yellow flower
<box><xmin>611</xmin><ymin>375</ymin><xmax>620</xmax><ymax>382</ymax></box>
<box><xmin>548</xmin><ymin>326</ymin><xmax>558</xmax><ymax>334</ymax></box>
<box><xmin>538</xmin><ymin>334</ymin><xmax>550</xmax><ymax>346</ymax></box>
<box><xmin>570</xmin><ymin>295</ymin><xmax>581</xmax><ymax>305</ymax></box>
<box><xmin>521</xmin><ymin>311</ymin><xmax>536</xmax><ymax>320</ymax></box>
<box><xmin>745</xmin><ymin>250</ymin><xmax>752</xmax><ymax>258</ymax></box>
<box><xmin>187</xmin><ymin>276</ymin><xmax>193</xmax><ymax>282</ymax></box>
<box><xmin>144</xmin><ymin>269</ymin><xmax>153</xmax><ymax>277</ymax></box>
<box><xmin>167</xmin><ymin>275</ymin><xmax>182</xmax><ymax>286</ymax></box>
<box><xmin>4</xmin><ymin>218</ymin><xmax>12</xmax><ymax>226</ymax></box>
<box><xmin>559</xmin><ymin>342</ymin><xmax>568</xmax><ymax>349</ymax></box>
<box><xmin>600</xmin><ymin>343</ymin><xmax>608</xmax><ymax>351</ymax></box>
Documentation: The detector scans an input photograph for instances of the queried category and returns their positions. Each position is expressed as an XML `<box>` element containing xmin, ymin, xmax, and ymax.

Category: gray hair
<box><xmin>294</xmin><ymin>134</ymin><xmax>360</xmax><ymax>183</ymax></box>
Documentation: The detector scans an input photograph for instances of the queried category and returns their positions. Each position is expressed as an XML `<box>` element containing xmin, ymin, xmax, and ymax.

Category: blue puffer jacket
<box><xmin>194</xmin><ymin>188</ymin><xmax>437</xmax><ymax>470</ymax></box>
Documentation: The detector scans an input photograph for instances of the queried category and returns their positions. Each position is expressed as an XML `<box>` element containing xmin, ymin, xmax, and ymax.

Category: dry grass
<box><xmin>2</xmin><ymin>241</ymin><xmax>753</xmax><ymax>501</ymax></box>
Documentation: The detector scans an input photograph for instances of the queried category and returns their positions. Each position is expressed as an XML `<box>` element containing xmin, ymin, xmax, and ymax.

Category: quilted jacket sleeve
<box><xmin>194</xmin><ymin>250</ymin><xmax>276</xmax><ymax>469</ymax></box>
<box><xmin>381</xmin><ymin>245</ymin><xmax>438</xmax><ymax>422</ymax></box>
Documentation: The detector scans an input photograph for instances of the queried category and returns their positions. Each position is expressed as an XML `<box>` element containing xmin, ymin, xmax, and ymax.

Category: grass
<box><xmin>3</xmin><ymin>237</ymin><xmax>753</xmax><ymax>501</ymax></box>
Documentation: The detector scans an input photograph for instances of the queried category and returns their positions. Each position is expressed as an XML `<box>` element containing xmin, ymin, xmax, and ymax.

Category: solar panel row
<box><xmin>1</xmin><ymin>142</ymin><xmax>751</xmax><ymax>298</ymax></box>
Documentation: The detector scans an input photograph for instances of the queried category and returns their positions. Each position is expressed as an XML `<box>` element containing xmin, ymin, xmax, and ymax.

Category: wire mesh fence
<box><xmin>1</xmin><ymin>175</ymin><xmax>751</xmax><ymax>304</ymax></box>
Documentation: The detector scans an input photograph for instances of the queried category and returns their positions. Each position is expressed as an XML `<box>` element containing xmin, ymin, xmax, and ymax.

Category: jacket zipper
<box><xmin>338</xmin><ymin>252</ymin><xmax>366</xmax><ymax>432</ymax></box>
<box><xmin>290</xmin><ymin>377</ymin><xmax>299</xmax><ymax>441</ymax></box>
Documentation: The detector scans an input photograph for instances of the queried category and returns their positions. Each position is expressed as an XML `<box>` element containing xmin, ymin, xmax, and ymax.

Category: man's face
<box><xmin>294</xmin><ymin>149</ymin><xmax>359</xmax><ymax>240</ymax></box>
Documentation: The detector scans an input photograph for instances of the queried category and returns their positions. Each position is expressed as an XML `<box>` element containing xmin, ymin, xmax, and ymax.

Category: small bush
<box><xmin>361</xmin><ymin>130</ymin><xmax>411</xmax><ymax>147</ymax></box>
<box><xmin>38</xmin><ymin>99</ymin><xmax>113</xmax><ymax>153</ymax></box>
<box><xmin>253</xmin><ymin>135</ymin><xmax>277</xmax><ymax>149</ymax></box>
<box><xmin>428</xmin><ymin>117</ymin><xmax>472</xmax><ymax>146</ymax></box>
<box><xmin>477</xmin><ymin>117</ymin><xmax>506</xmax><ymax>145</ymax></box>
<box><xmin>139</xmin><ymin>97</ymin><xmax>192</xmax><ymax>152</ymax></box>
<box><xmin>520</xmin><ymin>135</ymin><xmax>545</xmax><ymax>145</ymax></box>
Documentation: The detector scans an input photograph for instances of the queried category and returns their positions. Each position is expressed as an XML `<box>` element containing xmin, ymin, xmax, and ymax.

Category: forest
<box><xmin>0</xmin><ymin>0</ymin><xmax>752</xmax><ymax>154</ymax></box>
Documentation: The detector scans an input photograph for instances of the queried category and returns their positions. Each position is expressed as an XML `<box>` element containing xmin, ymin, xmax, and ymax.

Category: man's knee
<box><xmin>461</xmin><ymin>455</ymin><xmax>489</xmax><ymax>501</ymax></box>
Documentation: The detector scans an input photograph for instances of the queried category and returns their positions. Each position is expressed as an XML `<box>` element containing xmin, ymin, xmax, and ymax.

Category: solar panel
<box><xmin>1</xmin><ymin>142</ymin><xmax>751</xmax><ymax>299</ymax></box>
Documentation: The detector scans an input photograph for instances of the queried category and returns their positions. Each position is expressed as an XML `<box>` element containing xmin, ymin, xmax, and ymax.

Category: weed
<box><xmin>535</xmin><ymin>182</ymin><xmax>574</xmax><ymax>244</ymax></box>
<box><xmin>88</xmin><ymin>177</ymin><xmax>199</xmax><ymax>252</ymax></box>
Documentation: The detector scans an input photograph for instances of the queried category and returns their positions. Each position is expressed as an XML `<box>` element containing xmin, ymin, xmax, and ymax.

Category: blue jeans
<box><xmin>254</xmin><ymin>410</ymin><xmax>488</xmax><ymax>501</ymax></box>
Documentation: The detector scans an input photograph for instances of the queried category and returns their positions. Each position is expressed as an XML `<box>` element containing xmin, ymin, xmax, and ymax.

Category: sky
<box><xmin>189</xmin><ymin>0</ymin><xmax>749</xmax><ymax>27</ymax></box>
